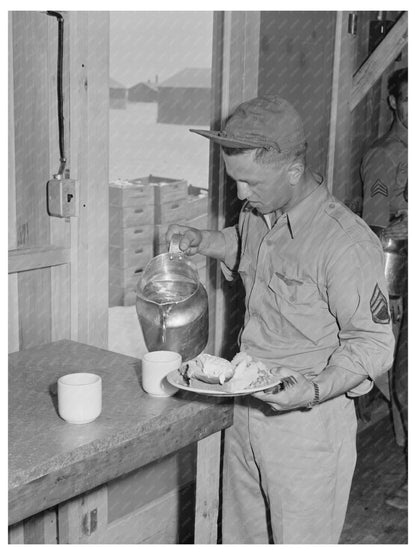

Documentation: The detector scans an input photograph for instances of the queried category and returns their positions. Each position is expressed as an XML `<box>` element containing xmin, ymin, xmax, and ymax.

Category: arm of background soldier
<box><xmin>361</xmin><ymin>147</ymin><xmax>392</xmax><ymax>229</ymax></box>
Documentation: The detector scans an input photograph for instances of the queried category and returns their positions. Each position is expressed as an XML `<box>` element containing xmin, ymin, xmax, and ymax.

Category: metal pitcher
<box><xmin>136</xmin><ymin>251</ymin><xmax>208</xmax><ymax>362</ymax></box>
<box><xmin>381</xmin><ymin>237</ymin><xmax>407</xmax><ymax>297</ymax></box>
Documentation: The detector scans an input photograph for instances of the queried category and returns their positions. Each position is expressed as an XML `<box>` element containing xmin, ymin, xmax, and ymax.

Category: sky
<box><xmin>109</xmin><ymin>11</ymin><xmax>213</xmax><ymax>88</ymax></box>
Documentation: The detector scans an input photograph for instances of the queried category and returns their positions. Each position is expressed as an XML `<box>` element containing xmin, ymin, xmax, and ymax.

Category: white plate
<box><xmin>166</xmin><ymin>367</ymin><xmax>283</xmax><ymax>397</ymax></box>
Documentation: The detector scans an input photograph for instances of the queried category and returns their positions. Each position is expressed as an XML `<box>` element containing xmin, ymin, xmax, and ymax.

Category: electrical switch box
<box><xmin>47</xmin><ymin>178</ymin><xmax>78</xmax><ymax>218</ymax></box>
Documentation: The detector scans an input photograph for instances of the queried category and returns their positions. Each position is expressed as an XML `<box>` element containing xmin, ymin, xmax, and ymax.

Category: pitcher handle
<box><xmin>169</xmin><ymin>234</ymin><xmax>182</xmax><ymax>254</ymax></box>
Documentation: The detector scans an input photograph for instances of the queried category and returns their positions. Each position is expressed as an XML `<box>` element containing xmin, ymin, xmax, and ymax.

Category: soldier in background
<box><xmin>361</xmin><ymin>67</ymin><xmax>408</xmax><ymax>510</ymax></box>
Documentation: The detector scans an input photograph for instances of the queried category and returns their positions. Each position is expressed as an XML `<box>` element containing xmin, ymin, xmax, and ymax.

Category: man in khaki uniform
<box><xmin>361</xmin><ymin>68</ymin><xmax>408</xmax><ymax>509</ymax></box>
<box><xmin>168</xmin><ymin>96</ymin><xmax>395</xmax><ymax>543</ymax></box>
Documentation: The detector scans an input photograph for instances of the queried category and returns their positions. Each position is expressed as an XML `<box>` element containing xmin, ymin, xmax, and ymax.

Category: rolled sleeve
<box><xmin>220</xmin><ymin>225</ymin><xmax>240</xmax><ymax>281</ymax></box>
<box><xmin>326</xmin><ymin>240</ymin><xmax>395</xmax><ymax>383</ymax></box>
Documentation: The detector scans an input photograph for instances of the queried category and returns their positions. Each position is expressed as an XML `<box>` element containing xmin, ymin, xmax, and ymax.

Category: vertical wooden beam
<box><xmin>12</xmin><ymin>12</ymin><xmax>51</xmax><ymax>248</ymax></box>
<box><xmin>326</xmin><ymin>11</ymin><xmax>357</xmax><ymax>200</ymax></box>
<box><xmin>12</xmin><ymin>12</ymin><xmax>53</xmax><ymax>349</ymax></box>
<box><xmin>22</xmin><ymin>509</ymin><xmax>58</xmax><ymax>544</ymax></box>
<box><xmin>47</xmin><ymin>12</ymin><xmax>71</xmax><ymax>342</ymax></box>
<box><xmin>8</xmin><ymin>12</ymin><xmax>16</xmax><ymax>251</ymax></box>
<box><xmin>207</xmin><ymin>11</ymin><xmax>260</xmax><ymax>357</ymax></box>
<box><xmin>68</xmin><ymin>12</ymin><xmax>109</xmax><ymax>348</ymax></box>
<box><xmin>8</xmin><ymin>13</ymin><xmax>19</xmax><ymax>353</ymax></box>
<box><xmin>194</xmin><ymin>431</ymin><xmax>222</xmax><ymax>543</ymax></box>
<box><xmin>8</xmin><ymin>522</ymin><xmax>24</xmax><ymax>544</ymax></box>
<box><xmin>8</xmin><ymin>275</ymin><xmax>19</xmax><ymax>353</ymax></box>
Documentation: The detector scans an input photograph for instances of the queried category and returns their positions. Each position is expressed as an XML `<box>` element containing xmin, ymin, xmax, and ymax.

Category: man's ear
<box><xmin>388</xmin><ymin>94</ymin><xmax>397</xmax><ymax>111</ymax></box>
<box><xmin>288</xmin><ymin>160</ymin><xmax>304</xmax><ymax>185</ymax></box>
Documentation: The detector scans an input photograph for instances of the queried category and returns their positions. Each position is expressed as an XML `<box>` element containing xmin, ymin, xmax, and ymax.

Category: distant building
<box><xmin>109</xmin><ymin>78</ymin><xmax>127</xmax><ymax>109</ymax></box>
<box><xmin>157</xmin><ymin>68</ymin><xmax>211</xmax><ymax>125</ymax></box>
<box><xmin>128</xmin><ymin>81</ymin><xmax>158</xmax><ymax>103</ymax></box>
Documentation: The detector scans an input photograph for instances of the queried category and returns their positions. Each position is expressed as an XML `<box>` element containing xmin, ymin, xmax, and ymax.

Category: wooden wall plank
<box><xmin>106</xmin><ymin>444</ymin><xmax>196</xmax><ymax>523</ymax></box>
<box><xmin>12</xmin><ymin>12</ymin><xmax>51</xmax><ymax>249</ymax></box>
<box><xmin>8</xmin><ymin>13</ymin><xmax>16</xmax><ymax>251</ymax></box>
<box><xmin>8</xmin><ymin>522</ymin><xmax>24</xmax><ymax>544</ymax></box>
<box><xmin>8</xmin><ymin>275</ymin><xmax>19</xmax><ymax>353</ymax></box>
<box><xmin>8</xmin><ymin>246</ymin><xmax>70</xmax><ymax>273</ymax></box>
<box><xmin>68</xmin><ymin>12</ymin><xmax>109</xmax><ymax>348</ymax></box>
<box><xmin>23</xmin><ymin>509</ymin><xmax>58</xmax><ymax>544</ymax></box>
<box><xmin>51</xmin><ymin>264</ymin><xmax>71</xmax><ymax>341</ymax></box>
<box><xmin>17</xmin><ymin>268</ymin><xmax>52</xmax><ymax>349</ymax></box>
<box><xmin>102</xmin><ymin>489</ymin><xmax>180</xmax><ymax>544</ymax></box>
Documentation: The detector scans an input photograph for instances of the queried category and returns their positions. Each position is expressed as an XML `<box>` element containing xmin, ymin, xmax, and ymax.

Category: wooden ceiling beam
<box><xmin>350</xmin><ymin>11</ymin><xmax>407</xmax><ymax>111</ymax></box>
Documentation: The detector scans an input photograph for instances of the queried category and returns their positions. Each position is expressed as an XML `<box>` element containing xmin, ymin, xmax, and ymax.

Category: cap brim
<box><xmin>189</xmin><ymin>129</ymin><xmax>265</xmax><ymax>149</ymax></box>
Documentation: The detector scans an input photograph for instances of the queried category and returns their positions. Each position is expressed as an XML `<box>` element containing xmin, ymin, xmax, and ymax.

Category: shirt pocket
<box><xmin>268</xmin><ymin>270</ymin><xmax>323</xmax><ymax>343</ymax></box>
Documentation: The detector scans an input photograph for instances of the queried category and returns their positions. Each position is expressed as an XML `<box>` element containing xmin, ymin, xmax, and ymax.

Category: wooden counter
<box><xmin>8</xmin><ymin>340</ymin><xmax>233</xmax><ymax>543</ymax></box>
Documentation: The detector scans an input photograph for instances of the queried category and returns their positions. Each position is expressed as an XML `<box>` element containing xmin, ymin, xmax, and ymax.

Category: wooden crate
<box><xmin>109</xmin><ymin>179</ymin><xmax>154</xmax><ymax>207</ymax></box>
<box><xmin>187</xmin><ymin>193</ymin><xmax>209</xmax><ymax>220</ymax></box>
<box><xmin>110</xmin><ymin>204</ymin><xmax>154</xmax><ymax>228</ymax></box>
<box><xmin>151</xmin><ymin>176</ymin><xmax>188</xmax><ymax>205</ymax></box>
<box><xmin>109</xmin><ymin>243</ymin><xmax>153</xmax><ymax>270</ymax></box>
<box><xmin>109</xmin><ymin>223</ymin><xmax>154</xmax><ymax>249</ymax></box>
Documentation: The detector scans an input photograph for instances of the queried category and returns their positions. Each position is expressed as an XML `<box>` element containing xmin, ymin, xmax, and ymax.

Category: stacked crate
<box><xmin>109</xmin><ymin>176</ymin><xmax>210</xmax><ymax>305</ymax></box>
<box><xmin>109</xmin><ymin>178</ymin><xmax>154</xmax><ymax>306</ymax></box>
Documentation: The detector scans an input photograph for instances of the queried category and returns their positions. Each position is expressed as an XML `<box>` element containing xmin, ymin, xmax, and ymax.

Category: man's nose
<box><xmin>236</xmin><ymin>181</ymin><xmax>250</xmax><ymax>200</ymax></box>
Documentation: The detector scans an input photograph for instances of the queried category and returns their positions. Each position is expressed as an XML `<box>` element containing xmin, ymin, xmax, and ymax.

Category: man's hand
<box><xmin>166</xmin><ymin>224</ymin><xmax>203</xmax><ymax>256</ymax></box>
<box><xmin>252</xmin><ymin>367</ymin><xmax>317</xmax><ymax>411</ymax></box>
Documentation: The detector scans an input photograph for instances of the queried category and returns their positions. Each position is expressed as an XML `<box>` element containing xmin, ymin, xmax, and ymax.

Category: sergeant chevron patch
<box><xmin>370</xmin><ymin>179</ymin><xmax>388</xmax><ymax>198</ymax></box>
<box><xmin>370</xmin><ymin>284</ymin><xmax>390</xmax><ymax>324</ymax></box>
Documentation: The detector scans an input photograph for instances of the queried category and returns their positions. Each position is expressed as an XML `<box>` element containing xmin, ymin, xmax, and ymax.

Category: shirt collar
<box><xmin>391</xmin><ymin>118</ymin><xmax>408</xmax><ymax>146</ymax></box>
<box><xmin>283</xmin><ymin>179</ymin><xmax>329</xmax><ymax>238</ymax></box>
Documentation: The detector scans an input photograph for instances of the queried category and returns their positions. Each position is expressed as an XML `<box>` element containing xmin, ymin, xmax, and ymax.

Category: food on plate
<box><xmin>225</xmin><ymin>352</ymin><xmax>270</xmax><ymax>392</ymax></box>
<box><xmin>180</xmin><ymin>351</ymin><xmax>278</xmax><ymax>392</ymax></box>
<box><xmin>181</xmin><ymin>353</ymin><xmax>235</xmax><ymax>385</ymax></box>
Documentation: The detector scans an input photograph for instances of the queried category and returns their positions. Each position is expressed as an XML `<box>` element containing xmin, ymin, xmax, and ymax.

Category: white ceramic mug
<box><xmin>141</xmin><ymin>351</ymin><xmax>181</xmax><ymax>397</ymax></box>
<box><xmin>57</xmin><ymin>373</ymin><xmax>102</xmax><ymax>424</ymax></box>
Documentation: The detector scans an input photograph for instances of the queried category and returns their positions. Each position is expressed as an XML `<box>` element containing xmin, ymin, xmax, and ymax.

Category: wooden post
<box><xmin>326</xmin><ymin>11</ymin><xmax>357</xmax><ymax>200</ymax></box>
<box><xmin>194</xmin><ymin>431</ymin><xmax>222</xmax><ymax>543</ymax></box>
<box><xmin>207</xmin><ymin>11</ymin><xmax>260</xmax><ymax>357</ymax></box>
<box><xmin>58</xmin><ymin>486</ymin><xmax>108</xmax><ymax>544</ymax></box>
<box><xmin>68</xmin><ymin>12</ymin><xmax>109</xmax><ymax>348</ymax></box>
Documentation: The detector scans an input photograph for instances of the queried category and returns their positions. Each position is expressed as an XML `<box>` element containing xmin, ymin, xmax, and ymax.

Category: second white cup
<box><xmin>141</xmin><ymin>351</ymin><xmax>181</xmax><ymax>397</ymax></box>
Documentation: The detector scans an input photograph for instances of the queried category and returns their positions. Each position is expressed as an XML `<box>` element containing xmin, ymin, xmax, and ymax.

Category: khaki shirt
<box><xmin>221</xmin><ymin>183</ymin><xmax>395</xmax><ymax>388</ymax></box>
<box><xmin>361</xmin><ymin>120</ymin><xmax>408</xmax><ymax>227</ymax></box>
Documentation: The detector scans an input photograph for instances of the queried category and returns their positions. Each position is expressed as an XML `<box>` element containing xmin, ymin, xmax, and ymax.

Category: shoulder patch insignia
<box><xmin>370</xmin><ymin>284</ymin><xmax>390</xmax><ymax>324</ymax></box>
<box><xmin>370</xmin><ymin>179</ymin><xmax>388</xmax><ymax>198</ymax></box>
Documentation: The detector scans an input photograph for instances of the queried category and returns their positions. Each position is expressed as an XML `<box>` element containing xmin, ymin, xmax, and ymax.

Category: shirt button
<box><xmin>329</xmin><ymin>203</ymin><xmax>335</xmax><ymax>208</ymax></box>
